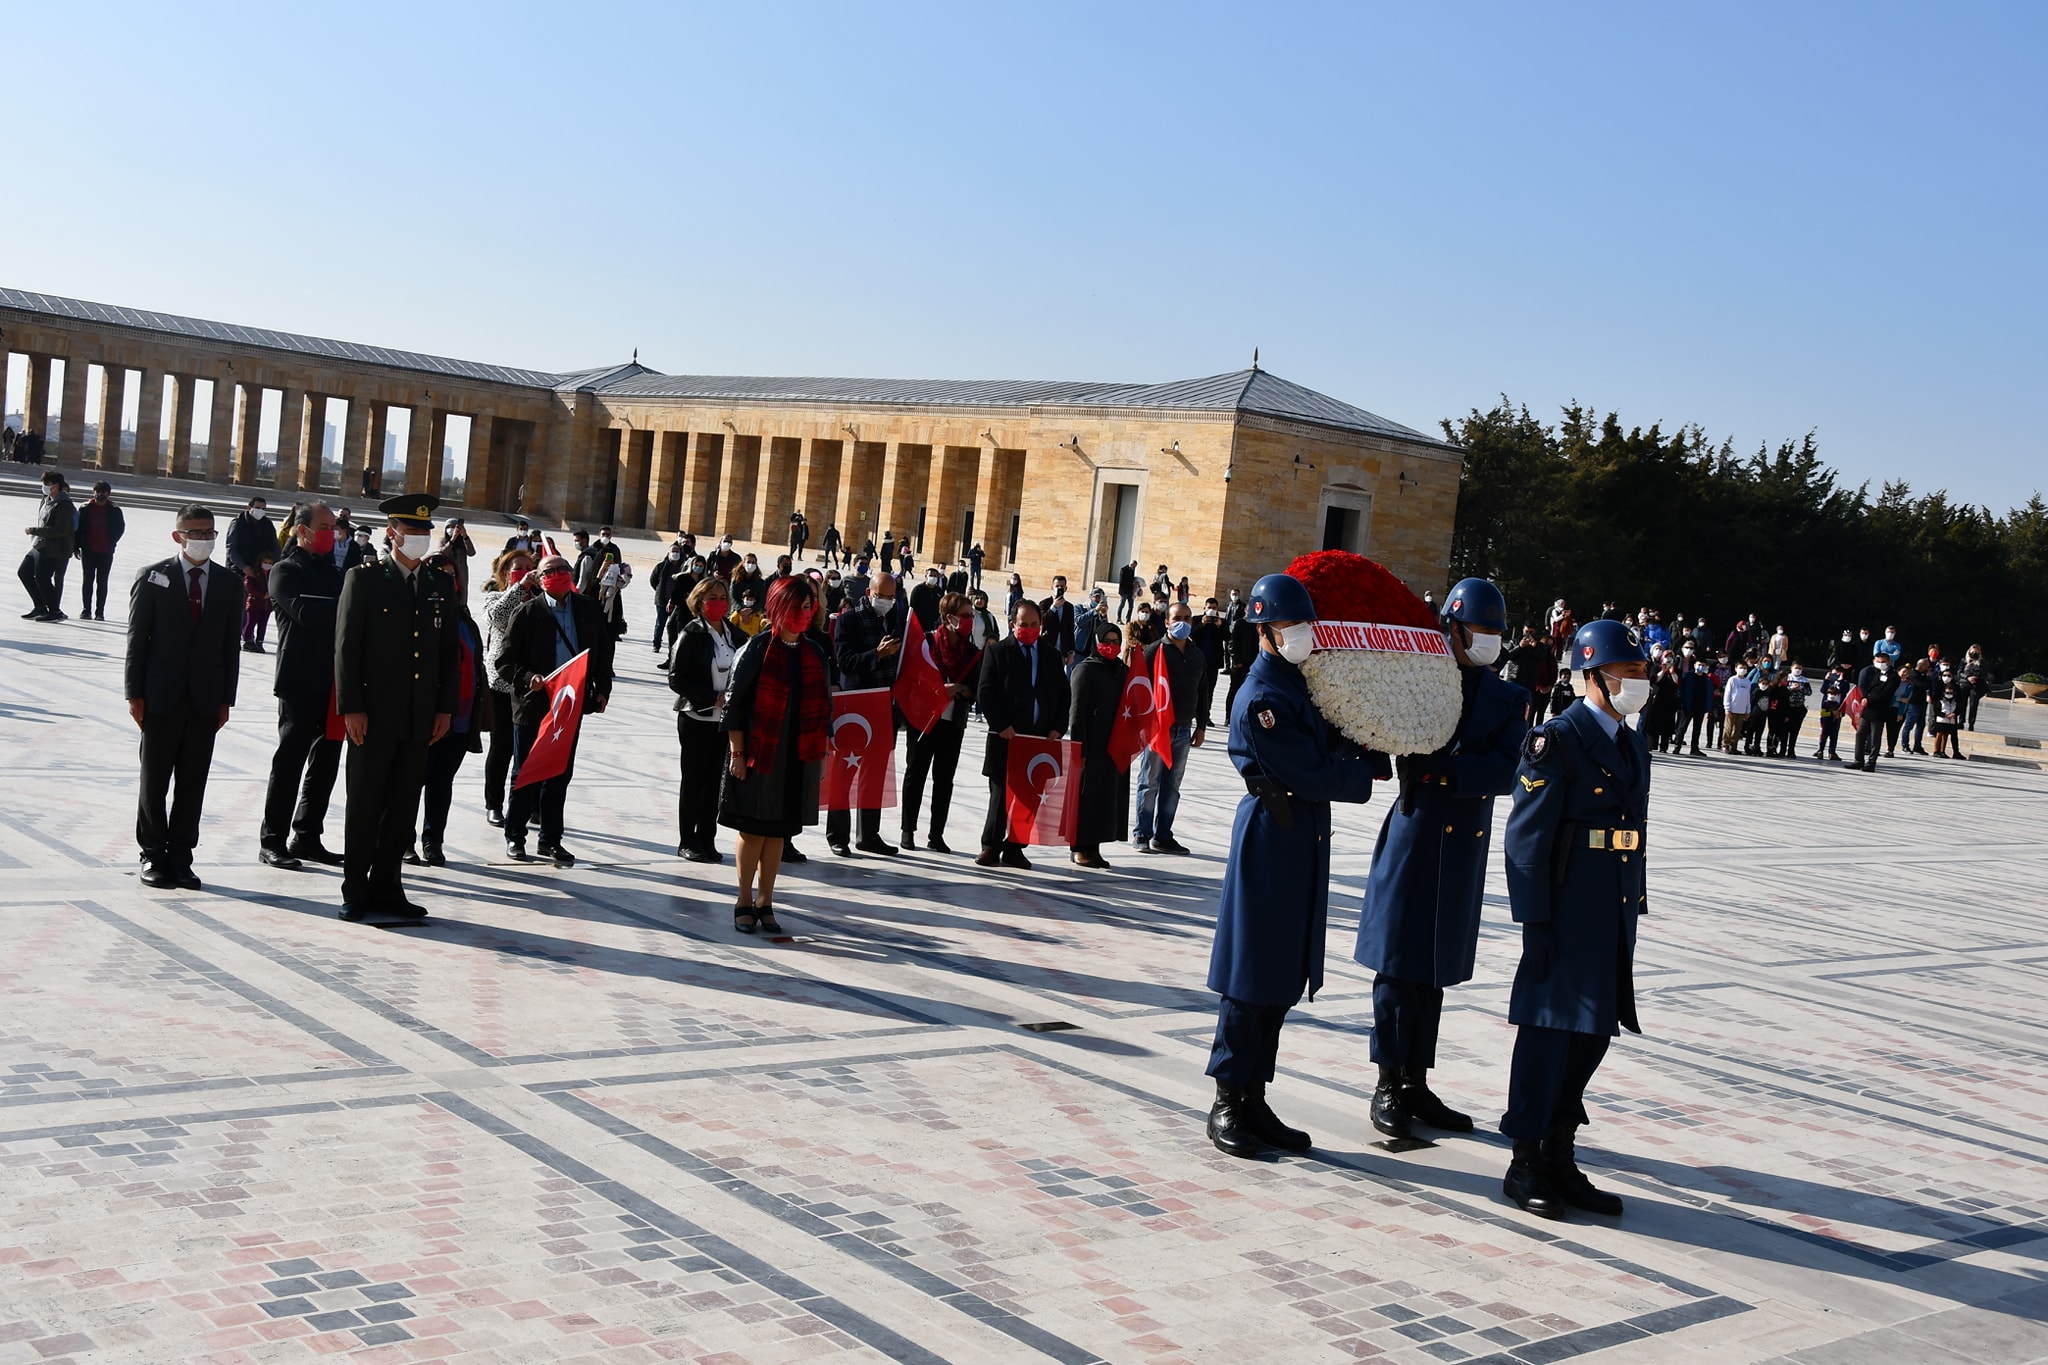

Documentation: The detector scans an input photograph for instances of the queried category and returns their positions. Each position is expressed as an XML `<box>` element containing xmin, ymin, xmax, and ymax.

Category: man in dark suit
<box><xmin>975</xmin><ymin>599</ymin><xmax>1070</xmax><ymax>870</ymax></box>
<box><xmin>334</xmin><ymin>495</ymin><xmax>460</xmax><ymax>920</ymax></box>
<box><xmin>906</xmin><ymin>565</ymin><xmax>945</xmax><ymax>633</ymax></box>
<box><xmin>826</xmin><ymin>570</ymin><xmax>906</xmax><ymax>856</ymax></box>
<box><xmin>259</xmin><ymin>502</ymin><xmax>345</xmax><ymax>870</ymax></box>
<box><xmin>1038</xmin><ymin>575</ymin><xmax>1078</xmax><ymax>664</ymax></box>
<box><xmin>126</xmin><ymin>503</ymin><xmax>244</xmax><ymax>889</ymax></box>
<box><xmin>497</xmin><ymin>553</ymin><xmax>616</xmax><ymax>865</ymax></box>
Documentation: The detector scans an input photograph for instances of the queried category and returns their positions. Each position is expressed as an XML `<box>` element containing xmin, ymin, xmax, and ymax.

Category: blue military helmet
<box><xmin>1570</xmin><ymin>618</ymin><xmax>1650</xmax><ymax>671</ymax></box>
<box><xmin>1441</xmin><ymin>577</ymin><xmax>1507</xmax><ymax>633</ymax></box>
<box><xmin>1247</xmin><ymin>573</ymin><xmax>1317</xmax><ymax>624</ymax></box>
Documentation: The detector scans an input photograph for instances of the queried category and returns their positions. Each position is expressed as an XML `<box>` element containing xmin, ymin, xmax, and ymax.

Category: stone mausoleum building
<box><xmin>0</xmin><ymin>288</ymin><xmax>1462</xmax><ymax>596</ymax></box>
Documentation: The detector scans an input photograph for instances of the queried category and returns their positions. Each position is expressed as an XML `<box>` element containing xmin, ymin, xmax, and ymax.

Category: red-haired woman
<box><xmin>719</xmin><ymin>574</ymin><xmax>830</xmax><ymax>933</ymax></box>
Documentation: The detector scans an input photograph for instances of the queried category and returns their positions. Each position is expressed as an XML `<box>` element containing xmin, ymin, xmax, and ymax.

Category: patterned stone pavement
<box><xmin>5</xmin><ymin>495</ymin><xmax>2048</xmax><ymax>1364</ymax></box>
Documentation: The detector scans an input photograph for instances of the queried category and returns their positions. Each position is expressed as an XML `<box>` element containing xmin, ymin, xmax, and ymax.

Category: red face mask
<box><xmin>540</xmin><ymin>571</ymin><xmax>574</xmax><ymax>598</ymax></box>
<box><xmin>507</xmin><ymin>567</ymin><xmax>529</xmax><ymax>586</ymax></box>
<box><xmin>772</xmin><ymin>606</ymin><xmax>812</xmax><ymax>634</ymax></box>
<box><xmin>307</xmin><ymin>528</ymin><xmax>336</xmax><ymax>555</ymax></box>
<box><xmin>1013</xmin><ymin>625</ymin><xmax>1042</xmax><ymax>646</ymax></box>
<box><xmin>701</xmin><ymin>598</ymin><xmax>730</xmax><ymax>622</ymax></box>
<box><xmin>1097</xmin><ymin>642</ymin><xmax>1120</xmax><ymax>659</ymax></box>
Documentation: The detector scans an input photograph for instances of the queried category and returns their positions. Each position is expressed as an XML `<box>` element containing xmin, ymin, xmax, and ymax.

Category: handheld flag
<box><xmin>1005</xmin><ymin>736</ymin><xmax>1081</xmax><ymax>846</ymax></box>
<box><xmin>893</xmin><ymin>610</ymin><xmax>956</xmax><ymax>736</ymax></box>
<box><xmin>512</xmin><ymin>650</ymin><xmax>590</xmax><ymax>789</ymax></box>
<box><xmin>1147</xmin><ymin>642</ymin><xmax>1177</xmax><ymax>766</ymax></box>
<box><xmin>823</xmin><ymin>687</ymin><xmax>898</xmax><ymax>811</ymax></box>
<box><xmin>1843</xmin><ymin>685</ymin><xmax>1866</xmax><ymax>730</ymax></box>
<box><xmin>1106</xmin><ymin>657</ymin><xmax>1153</xmax><ymax>772</ymax></box>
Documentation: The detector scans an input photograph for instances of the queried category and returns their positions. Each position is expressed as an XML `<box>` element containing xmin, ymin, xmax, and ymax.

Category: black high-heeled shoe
<box><xmin>755</xmin><ymin>902</ymin><xmax>784</xmax><ymax>935</ymax></box>
<box><xmin>734</xmin><ymin>899</ymin><xmax>759</xmax><ymax>934</ymax></box>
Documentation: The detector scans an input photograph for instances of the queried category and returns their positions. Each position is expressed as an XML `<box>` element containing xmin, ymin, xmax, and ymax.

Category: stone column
<box><xmin>274</xmin><ymin>389</ymin><xmax>306</xmax><ymax>491</ymax></box>
<box><xmin>466</xmin><ymin>413</ymin><xmax>496</xmax><ymax>511</ymax></box>
<box><xmin>24</xmin><ymin>354</ymin><xmax>52</xmax><ymax>435</ymax></box>
<box><xmin>968</xmin><ymin>444</ymin><xmax>1001</xmax><ymax>564</ymax></box>
<box><xmin>133</xmin><ymin>369</ymin><xmax>164</xmax><ymax>478</ymax></box>
<box><xmin>94</xmin><ymin>365</ymin><xmax>127</xmax><ymax>471</ymax></box>
<box><xmin>405</xmin><ymin>405</ymin><xmax>437</xmax><ymax>494</ymax></box>
<box><xmin>164</xmin><ymin>375</ymin><xmax>195</xmax><ymax>478</ymax></box>
<box><xmin>364</xmin><ymin>402</ymin><xmax>390</xmax><ymax>494</ymax></box>
<box><xmin>55</xmin><ymin>354</ymin><xmax>90</xmax><ymax>463</ymax></box>
<box><xmin>205</xmin><ymin>376</ymin><xmax>238</xmax><ymax>483</ymax></box>
<box><xmin>925</xmin><ymin>445</ymin><xmax>978</xmax><ymax>564</ymax></box>
<box><xmin>875</xmin><ymin>442</ymin><xmax>932</xmax><ymax>551</ymax></box>
<box><xmin>297</xmin><ymin>394</ymin><xmax>327</xmax><ymax>491</ymax></box>
<box><xmin>714</xmin><ymin>434</ymin><xmax>759</xmax><ymax>542</ymax></box>
<box><xmin>679</xmin><ymin>432</ymin><xmax>721</xmax><ymax>536</ymax></box>
<box><xmin>750</xmin><ymin>436</ymin><xmax>798</xmax><ymax>543</ymax></box>
<box><xmin>648</xmin><ymin>431</ymin><xmax>683</xmax><ymax>532</ymax></box>
<box><xmin>232</xmin><ymin>383</ymin><xmax>264</xmax><ymax>485</ymax></box>
<box><xmin>615</xmin><ymin>428</ymin><xmax>653</xmax><ymax>528</ymax></box>
<box><xmin>795</xmin><ymin>438</ymin><xmax>842</xmax><ymax>555</ymax></box>
<box><xmin>338</xmin><ymin>400</ymin><xmax>369</xmax><ymax>497</ymax></box>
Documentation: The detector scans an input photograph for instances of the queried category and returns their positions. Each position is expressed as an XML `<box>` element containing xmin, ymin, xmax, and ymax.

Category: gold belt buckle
<box><xmin>1611</xmin><ymin>829</ymin><xmax>1641</xmax><ymax>851</ymax></box>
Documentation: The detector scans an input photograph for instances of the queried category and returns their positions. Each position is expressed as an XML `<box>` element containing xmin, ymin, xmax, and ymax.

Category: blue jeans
<box><xmin>1903</xmin><ymin>703</ymin><xmax>1926</xmax><ymax>749</ymax></box>
<box><xmin>1133</xmin><ymin>720</ymin><xmax>1193</xmax><ymax>844</ymax></box>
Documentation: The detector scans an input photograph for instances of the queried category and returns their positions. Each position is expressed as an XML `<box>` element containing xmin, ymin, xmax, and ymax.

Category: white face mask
<box><xmin>1462</xmin><ymin>630</ymin><xmax>1502</xmax><ymax>667</ymax></box>
<box><xmin>870</xmin><ymin>594</ymin><xmax>893</xmax><ymax>615</ymax></box>
<box><xmin>1275</xmin><ymin>622</ymin><xmax>1315</xmax><ymax>665</ymax></box>
<box><xmin>389</xmin><ymin>531</ymin><xmax>411</xmax><ymax>558</ymax></box>
<box><xmin>1598</xmin><ymin>672</ymin><xmax>1651</xmax><ymax>715</ymax></box>
<box><xmin>178</xmin><ymin>534</ymin><xmax>215</xmax><ymax>565</ymax></box>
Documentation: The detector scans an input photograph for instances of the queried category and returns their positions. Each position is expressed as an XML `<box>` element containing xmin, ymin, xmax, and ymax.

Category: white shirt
<box><xmin>1725</xmin><ymin>674</ymin><xmax>1754</xmax><ymax>713</ymax></box>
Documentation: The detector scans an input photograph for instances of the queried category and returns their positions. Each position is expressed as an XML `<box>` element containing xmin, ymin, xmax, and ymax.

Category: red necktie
<box><xmin>188</xmin><ymin>566</ymin><xmax>203</xmax><ymax>625</ymax></box>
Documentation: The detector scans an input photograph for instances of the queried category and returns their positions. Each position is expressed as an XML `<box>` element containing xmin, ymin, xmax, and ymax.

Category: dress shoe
<box><xmin>899</xmin><ymin>830</ymin><xmax>918</xmax><ymax>851</ymax></box>
<box><xmin>20</xmin><ymin>608</ymin><xmax>45</xmax><ymax>619</ymax></box>
<box><xmin>974</xmin><ymin>848</ymin><xmax>1002</xmax><ymax>867</ymax></box>
<box><xmin>403</xmin><ymin>847</ymin><xmax>423</xmax><ymax>866</ymax></box>
<box><xmin>384</xmin><ymin>899</ymin><xmax>429</xmax><ymax>921</ymax></box>
<box><xmin>139</xmin><ymin>861</ymin><xmax>177</xmax><ymax>888</ymax></box>
<box><xmin>173</xmin><ymin>869</ymin><xmax>203</xmax><ymax>891</ymax></box>
<box><xmin>1206</xmin><ymin>1084</ymin><xmax>1264</xmax><ymax>1159</ymax></box>
<box><xmin>1399</xmin><ymin>1069</ymin><xmax>1474</xmax><ymax>1132</ymax></box>
<box><xmin>781</xmin><ymin>842</ymin><xmax>807</xmax><ymax>865</ymax></box>
<box><xmin>286</xmin><ymin>839</ymin><xmax>344</xmax><ymax>866</ymax></box>
<box><xmin>420</xmin><ymin>843</ymin><xmax>446</xmax><ymax>867</ymax></box>
<box><xmin>927</xmin><ymin>833</ymin><xmax>953</xmax><ymax>855</ymax></box>
<box><xmin>1243</xmin><ymin>1083</ymin><xmax>1311</xmax><ymax>1151</ymax></box>
<box><xmin>854</xmin><ymin>837</ymin><xmax>899</xmax><ymax>857</ymax></box>
<box><xmin>1369</xmin><ymin>1067</ymin><xmax>1413</xmax><ymax>1139</ymax></box>
<box><xmin>38</xmin><ymin>609</ymin><xmax>66</xmax><ymax>623</ymax></box>
<box><xmin>485</xmin><ymin>805</ymin><xmax>505</xmax><ymax>827</ymax></box>
<box><xmin>998</xmin><ymin>847</ymin><xmax>1032</xmax><ymax>870</ymax></box>
<box><xmin>1072</xmin><ymin>848</ymin><xmax>1111</xmax><ymax>869</ymax></box>
<box><xmin>259</xmin><ymin>845</ymin><xmax>303</xmax><ymax>870</ymax></box>
<box><xmin>683</xmin><ymin>845</ymin><xmax>721</xmax><ymax>864</ymax></box>
<box><xmin>1544</xmin><ymin>1126</ymin><xmax>1623</xmax><ymax>1215</ymax></box>
<box><xmin>506</xmin><ymin>839</ymin><xmax>530</xmax><ymax>861</ymax></box>
<box><xmin>1504</xmin><ymin>1141</ymin><xmax>1564</xmax><ymax>1216</ymax></box>
<box><xmin>830</xmin><ymin>840</ymin><xmax>854</xmax><ymax>858</ymax></box>
<box><xmin>339</xmin><ymin>901</ymin><xmax>375</xmax><ymax>922</ymax></box>
<box><xmin>537</xmin><ymin>843</ymin><xmax>576</xmax><ymax>868</ymax></box>
<box><xmin>1150</xmin><ymin>836</ymin><xmax>1190</xmax><ymax>855</ymax></box>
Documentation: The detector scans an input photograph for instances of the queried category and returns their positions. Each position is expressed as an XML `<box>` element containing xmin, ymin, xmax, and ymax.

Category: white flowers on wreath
<box><xmin>1301</xmin><ymin>648</ymin><xmax>1463</xmax><ymax>756</ymax></box>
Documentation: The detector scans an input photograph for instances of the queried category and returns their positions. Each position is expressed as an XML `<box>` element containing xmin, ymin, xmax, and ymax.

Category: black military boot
<box><xmin>1370</xmin><ymin>1066</ymin><xmax>1413</xmax><ymax>1139</ymax></box>
<box><xmin>1503</xmin><ymin>1139</ymin><xmax>1563</xmax><ymax>1217</ymax></box>
<box><xmin>1399</xmin><ymin>1069</ymin><xmax>1474</xmax><ymax>1133</ymax></box>
<box><xmin>1206</xmin><ymin>1083</ymin><xmax>1264</xmax><ymax>1159</ymax></box>
<box><xmin>1544</xmin><ymin>1126</ymin><xmax>1624</xmax><ymax>1216</ymax></box>
<box><xmin>1242</xmin><ymin>1083</ymin><xmax>1311</xmax><ymax>1152</ymax></box>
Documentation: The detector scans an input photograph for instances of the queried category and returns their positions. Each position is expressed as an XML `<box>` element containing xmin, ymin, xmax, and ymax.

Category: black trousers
<box><xmin>981</xmin><ymin>774</ymin><xmax>1019</xmax><ymax>854</ymax></box>
<box><xmin>1683</xmin><ymin>710</ymin><xmax>1705</xmax><ymax>750</ymax></box>
<box><xmin>1782</xmin><ymin>712</ymin><xmax>1805</xmax><ymax>754</ymax></box>
<box><xmin>1206</xmin><ymin>996</ymin><xmax>1290</xmax><ymax>1088</ymax></box>
<box><xmin>827</xmin><ymin>805</ymin><xmax>883</xmax><ymax>846</ymax></box>
<box><xmin>17</xmin><ymin>549</ymin><xmax>61</xmax><ymax>614</ymax></box>
<box><xmin>506</xmin><ymin>720</ymin><xmax>579</xmax><ymax>846</ymax></box>
<box><xmin>1371</xmin><ymin>975</ymin><xmax>1444</xmax><ymax>1068</ymax></box>
<box><xmin>343</xmin><ymin>731</ymin><xmax>430</xmax><ymax>905</ymax></box>
<box><xmin>1816</xmin><ymin>714</ymin><xmax>1842</xmax><ymax>755</ymax></box>
<box><xmin>1964</xmin><ymin>691</ymin><xmax>1983</xmax><ymax>729</ymax></box>
<box><xmin>676</xmin><ymin>714</ymin><xmax>724</xmax><ymax>851</ymax></box>
<box><xmin>1883</xmin><ymin>711</ymin><xmax>1904</xmax><ymax>753</ymax></box>
<box><xmin>902</xmin><ymin>720</ymin><xmax>964</xmax><ymax>837</ymax></box>
<box><xmin>77</xmin><ymin>550</ymin><xmax>115</xmax><ymax>615</ymax></box>
<box><xmin>260</xmin><ymin>690</ymin><xmax>341</xmax><ymax>849</ymax></box>
<box><xmin>1501</xmin><ymin>1024</ymin><xmax>1611</xmax><ymax>1139</ymax></box>
<box><xmin>137</xmin><ymin>701</ymin><xmax>218</xmax><ymax>865</ymax></box>
<box><xmin>417</xmin><ymin>734</ymin><xmax>470</xmax><ymax>846</ymax></box>
<box><xmin>483</xmin><ymin>694</ymin><xmax>515</xmax><ymax>811</ymax></box>
<box><xmin>1705</xmin><ymin>708</ymin><xmax>1722</xmax><ymax>747</ymax></box>
<box><xmin>1855</xmin><ymin>716</ymin><xmax>1884</xmax><ymax>767</ymax></box>
<box><xmin>1225</xmin><ymin>668</ymin><xmax>1248</xmax><ymax>719</ymax></box>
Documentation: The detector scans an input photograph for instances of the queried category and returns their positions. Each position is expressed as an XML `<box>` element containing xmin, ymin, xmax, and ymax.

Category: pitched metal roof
<box><xmin>592</xmin><ymin>367</ymin><xmax>1443</xmax><ymax>443</ymax></box>
<box><xmin>0</xmin><ymin>288</ymin><xmax>566</xmax><ymax>390</ymax></box>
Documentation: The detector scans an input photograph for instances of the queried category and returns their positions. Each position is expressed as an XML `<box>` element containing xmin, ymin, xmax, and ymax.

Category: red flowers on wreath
<box><xmin>1284</xmin><ymin>550</ymin><xmax>1438</xmax><ymax>629</ymax></box>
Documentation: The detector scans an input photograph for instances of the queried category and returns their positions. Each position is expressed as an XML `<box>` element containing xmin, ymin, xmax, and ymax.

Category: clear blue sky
<box><xmin>7</xmin><ymin>2</ymin><xmax>2042</xmax><ymax>509</ymax></box>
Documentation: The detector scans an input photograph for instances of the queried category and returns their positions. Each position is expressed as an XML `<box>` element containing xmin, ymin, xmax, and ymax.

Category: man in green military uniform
<box><xmin>335</xmin><ymin>494</ymin><xmax>460</xmax><ymax>921</ymax></box>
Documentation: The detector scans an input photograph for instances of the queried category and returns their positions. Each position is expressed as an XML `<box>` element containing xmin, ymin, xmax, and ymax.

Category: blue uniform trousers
<box><xmin>1206</xmin><ymin>997</ymin><xmax>1289</xmax><ymax>1088</ymax></box>
<box><xmin>1370</xmin><ymin>976</ymin><xmax>1443</xmax><ymax>1068</ymax></box>
<box><xmin>1501</xmin><ymin>1025</ymin><xmax>1610</xmax><ymax>1139</ymax></box>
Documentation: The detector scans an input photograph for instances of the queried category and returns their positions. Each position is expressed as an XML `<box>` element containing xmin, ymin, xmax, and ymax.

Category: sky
<box><xmin>5</xmin><ymin>2</ymin><xmax>2042</xmax><ymax>509</ymax></box>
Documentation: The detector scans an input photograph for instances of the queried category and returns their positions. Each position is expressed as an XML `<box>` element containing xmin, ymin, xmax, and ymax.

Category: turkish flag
<box><xmin>1147</xmin><ymin>642</ymin><xmax>1177</xmax><ymax>767</ymax></box>
<box><xmin>512</xmin><ymin>650</ymin><xmax>589</xmax><ymax>789</ymax></box>
<box><xmin>1843</xmin><ymin>685</ymin><xmax>1866</xmax><ymax>729</ymax></box>
<box><xmin>324</xmin><ymin>684</ymin><xmax>345</xmax><ymax>742</ymax></box>
<box><xmin>823</xmin><ymin>687</ymin><xmax>898</xmax><ymax>811</ymax></box>
<box><xmin>1106</xmin><ymin>658</ymin><xmax>1153</xmax><ymax>773</ymax></box>
<box><xmin>1005</xmin><ymin>736</ymin><xmax>1081</xmax><ymax>846</ymax></box>
<box><xmin>893</xmin><ymin>611</ymin><xmax>957</xmax><ymax>736</ymax></box>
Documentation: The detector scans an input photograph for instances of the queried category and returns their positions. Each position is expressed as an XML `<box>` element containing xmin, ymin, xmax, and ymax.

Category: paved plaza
<box><xmin>4</xmin><ymin>496</ymin><xmax>2048</xmax><ymax>1365</ymax></box>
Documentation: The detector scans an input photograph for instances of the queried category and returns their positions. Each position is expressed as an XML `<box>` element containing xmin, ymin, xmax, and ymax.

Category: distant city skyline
<box><xmin>3</xmin><ymin>3</ymin><xmax>2041</xmax><ymax>510</ymax></box>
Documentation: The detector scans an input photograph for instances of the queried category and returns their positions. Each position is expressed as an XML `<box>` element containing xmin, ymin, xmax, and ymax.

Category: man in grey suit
<box><xmin>125</xmin><ymin>503</ymin><xmax>244</xmax><ymax>889</ymax></box>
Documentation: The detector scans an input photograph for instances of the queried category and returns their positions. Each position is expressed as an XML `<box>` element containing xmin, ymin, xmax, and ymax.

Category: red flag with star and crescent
<box><xmin>892</xmin><ymin>611</ymin><xmax>959</xmax><ymax>737</ymax></box>
<box><xmin>511</xmin><ymin>650</ymin><xmax>589</xmax><ymax>789</ymax></box>
<box><xmin>1106</xmin><ymin>656</ymin><xmax>1153</xmax><ymax>773</ymax></box>
<box><xmin>1005</xmin><ymin>736</ymin><xmax>1081</xmax><ymax>846</ymax></box>
<box><xmin>823</xmin><ymin>687</ymin><xmax>898</xmax><ymax>811</ymax></box>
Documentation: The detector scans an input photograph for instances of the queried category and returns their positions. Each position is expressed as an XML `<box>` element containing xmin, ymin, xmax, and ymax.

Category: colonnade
<box><xmin>603</xmin><ymin>425</ymin><xmax>1028</xmax><ymax>567</ymax></box>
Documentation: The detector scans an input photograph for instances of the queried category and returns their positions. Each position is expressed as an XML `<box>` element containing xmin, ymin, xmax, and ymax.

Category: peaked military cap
<box><xmin>379</xmin><ymin>493</ymin><xmax>440</xmax><ymax>530</ymax></box>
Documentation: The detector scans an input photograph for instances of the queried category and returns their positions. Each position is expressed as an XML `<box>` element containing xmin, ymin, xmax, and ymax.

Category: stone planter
<box><xmin>2017</xmin><ymin>680</ymin><xmax>2048</xmax><ymax>702</ymax></box>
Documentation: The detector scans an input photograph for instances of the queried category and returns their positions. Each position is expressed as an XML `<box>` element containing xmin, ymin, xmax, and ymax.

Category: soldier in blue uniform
<box><xmin>1498</xmin><ymin>618</ymin><xmax>1651</xmax><ymax>1217</ymax></box>
<box><xmin>1354</xmin><ymin>578</ymin><xmax>1529</xmax><ymax>1138</ymax></box>
<box><xmin>1205</xmin><ymin>573</ymin><xmax>1379</xmax><ymax>1158</ymax></box>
